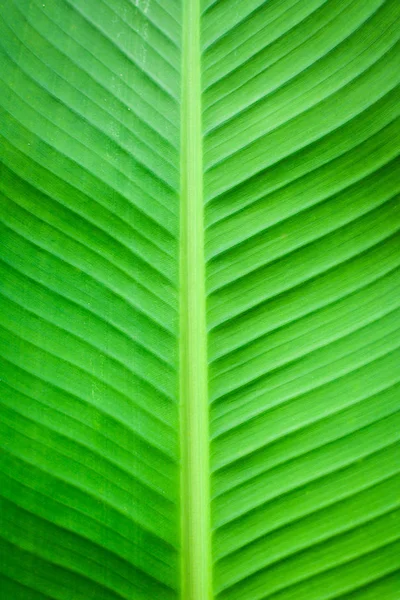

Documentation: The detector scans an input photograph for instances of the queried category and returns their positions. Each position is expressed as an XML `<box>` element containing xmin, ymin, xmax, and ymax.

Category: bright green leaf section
<box><xmin>204</xmin><ymin>1</ymin><xmax>400</xmax><ymax>598</ymax></box>
<box><xmin>0</xmin><ymin>0</ymin><xmax>181</xmax><ymax>598</ymax></box>
<box><xmin>0</xmin><ymin>1</ymin><xmax>400</xmax><ymax>599</ymax></box>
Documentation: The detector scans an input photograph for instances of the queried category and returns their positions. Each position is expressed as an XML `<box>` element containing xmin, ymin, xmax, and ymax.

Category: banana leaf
<box><xmin>0</xmin><ymin>0</ymin><xmax>399</xmax><ymax>598</ymax></box>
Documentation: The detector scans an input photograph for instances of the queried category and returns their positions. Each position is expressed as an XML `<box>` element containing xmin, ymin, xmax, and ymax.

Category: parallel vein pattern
<box><xmin>1</xmin><ymin>1</ymin><xmax>400</xmax><ymax>599</ymax></box>
<box><xmin>0</xmin><ymin>1</ymin><xmax>181</xmax><ymax>598</ymax></box>
<box><xmin>204</xmin><ymin>0</ymin><xmax>400</xmax><ymax>598</ymax></box>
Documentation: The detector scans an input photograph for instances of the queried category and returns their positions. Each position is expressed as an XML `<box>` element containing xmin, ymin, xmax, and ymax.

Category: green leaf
<box><xmin>0</xmin><ymin>1</ymin><xmax>399</xmax><ymax>599</ymax></box>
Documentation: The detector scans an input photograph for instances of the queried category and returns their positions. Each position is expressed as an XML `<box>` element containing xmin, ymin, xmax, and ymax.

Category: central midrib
<box><xmin>180</xmin><ymin>0</ymin><xmax>211</xmax><ymax>598</ymax></box>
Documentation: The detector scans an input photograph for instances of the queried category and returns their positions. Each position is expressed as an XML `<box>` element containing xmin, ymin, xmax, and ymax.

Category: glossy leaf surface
<box><xmin>0</xmin><ymin>1</ymin><xmax>399</xmax><ymax>599</ymax></box>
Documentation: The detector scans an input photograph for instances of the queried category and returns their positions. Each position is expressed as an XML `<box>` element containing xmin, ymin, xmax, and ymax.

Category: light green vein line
<box><xmin>180</xmin><ymin>0</ymin><xmax>211</xmax><ymax>598</ymax></box>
